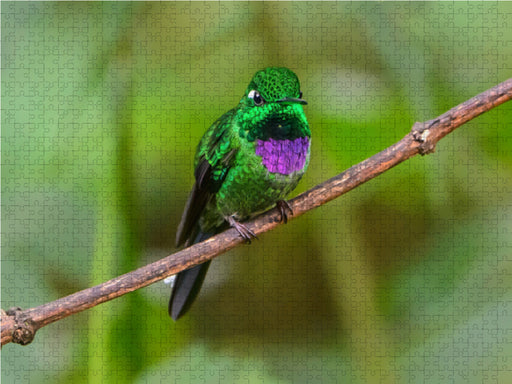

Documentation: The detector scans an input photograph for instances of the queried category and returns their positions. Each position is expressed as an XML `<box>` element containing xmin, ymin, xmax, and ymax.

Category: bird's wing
<box><xmin>175</xmin><ymin>110</ymin><xmax>238</xmax><ymax>247</ymax></box>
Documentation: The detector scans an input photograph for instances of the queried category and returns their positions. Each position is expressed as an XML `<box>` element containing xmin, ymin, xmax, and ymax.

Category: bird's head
<box><xmin>237</xmin><ymin>67</ymin><xmax>310</xmax><ymax>142</ymax></box>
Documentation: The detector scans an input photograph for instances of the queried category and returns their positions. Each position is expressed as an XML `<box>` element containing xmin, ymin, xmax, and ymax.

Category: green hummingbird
<box><xmin>169</xmin><ymin>67</ymin><xmax>311</xmax><ymax>320</ymax></box>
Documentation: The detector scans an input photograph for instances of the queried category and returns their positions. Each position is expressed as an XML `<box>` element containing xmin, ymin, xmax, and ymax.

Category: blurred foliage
<box><xmin>2</xmin><ymin>2</ymin><xmax>512</xmax><ymax>383</ymax></box>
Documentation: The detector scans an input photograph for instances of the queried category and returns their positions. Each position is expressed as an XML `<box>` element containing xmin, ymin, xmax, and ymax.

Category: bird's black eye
<box><xmin>248</xmin><ymin>90</ymin><xmax>265</xmax><ymax>106</ymax></box>
<box><xmin>299</xmin><ymin>91</ymin><xmax>303</xmax><ymax>99</ymax></box>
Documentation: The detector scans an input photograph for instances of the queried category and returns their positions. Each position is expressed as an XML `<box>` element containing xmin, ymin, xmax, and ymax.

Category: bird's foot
<box><xmin>226</xmin><ymin>216</ymin><xmax>258</xmax><ymax>244</ymax></box>
<box><xmin>276</xmin><ymin>200</ymin><xmax>293</xmax><ymax>224</ymax></box>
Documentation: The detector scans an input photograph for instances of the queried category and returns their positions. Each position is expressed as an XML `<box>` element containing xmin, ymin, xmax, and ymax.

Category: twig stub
<box><xmin>3</xmin><ymin>308</ymin><xmax>36</xmax><ymax>346</ymax></box>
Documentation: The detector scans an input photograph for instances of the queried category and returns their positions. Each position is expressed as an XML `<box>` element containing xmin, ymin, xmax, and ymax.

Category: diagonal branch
<box><xmin>2</xmin><ymin>78</ymin><xmax>512</xmax><ymax>347</ymax></box>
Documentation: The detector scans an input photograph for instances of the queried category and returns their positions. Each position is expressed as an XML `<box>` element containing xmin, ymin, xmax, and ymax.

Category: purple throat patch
<box><xmin>255</xmin><ymin>136</ymin><xmax>310</xmax><ymax>175</ymax></box>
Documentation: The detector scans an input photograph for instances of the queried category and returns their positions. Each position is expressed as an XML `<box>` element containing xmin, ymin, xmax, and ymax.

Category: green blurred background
<box><xmin>2</xmin><ymin>2</ymin><xmax>512</xmax><ymax>383</ymax></box>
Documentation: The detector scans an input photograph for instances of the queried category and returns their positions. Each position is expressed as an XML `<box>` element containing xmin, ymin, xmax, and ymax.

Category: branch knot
<box><xmin>412</xmin><ymin>122</ymin><xmax>436</xmax><ymax>155</ymax></box>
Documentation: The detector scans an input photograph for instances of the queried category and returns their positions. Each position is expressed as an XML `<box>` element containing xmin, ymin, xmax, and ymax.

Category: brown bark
<box><xmin>2</xmin><ymin>78</ymin><xmax>511</xmax><ymax>347</ymax></box>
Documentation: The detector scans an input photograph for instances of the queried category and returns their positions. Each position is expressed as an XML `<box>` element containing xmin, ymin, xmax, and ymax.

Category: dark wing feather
<box><xmin>175</xmin><ymin>110</ymin><xmax>238</xmax><ymax>247</ymax></box>
<box><xmin>170</xmin><ymin>111</ymin><xmax>238</xmax><ymax>320</ymax></box>
<box><xmin>175</xmin><ymin>159</ymin><xmax>213</xmax><ymax>246</ymax></box>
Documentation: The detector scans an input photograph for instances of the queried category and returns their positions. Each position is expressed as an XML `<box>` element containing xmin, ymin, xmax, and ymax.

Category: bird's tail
<box><xmin>168</xmin><ymin>231</ymin><xmax>213</xmax><ymax>321</ymax></box>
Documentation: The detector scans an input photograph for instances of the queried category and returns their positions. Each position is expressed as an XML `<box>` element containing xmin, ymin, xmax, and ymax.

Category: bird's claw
<box><xmin>276</xmin><ymin>200</ymin><xmax>293</xmax><ymax>224</ymax></box>
<box><xmin>227</xmin><ymin>216</ymin><xmax>257</xmax><ymax>244</ymax></box>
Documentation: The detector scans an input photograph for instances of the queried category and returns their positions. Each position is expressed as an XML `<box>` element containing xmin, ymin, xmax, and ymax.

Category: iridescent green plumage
<box><xmin>170</xmin><ymin>67</ymin><xmax>311</xmax><ymax>320</ymax></box>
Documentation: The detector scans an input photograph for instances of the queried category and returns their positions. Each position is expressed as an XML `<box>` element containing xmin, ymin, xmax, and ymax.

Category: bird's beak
<box><xmin>276</xmin><ymin>97</ymin><xmax>308</xmax><ymax>105</ymax></box>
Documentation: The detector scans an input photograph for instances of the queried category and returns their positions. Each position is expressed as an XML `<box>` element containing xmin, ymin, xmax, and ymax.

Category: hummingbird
<box><xmin>169</xmin><ymin>67</ymin><xmax>311</xmax><ymax>320</ymax></box>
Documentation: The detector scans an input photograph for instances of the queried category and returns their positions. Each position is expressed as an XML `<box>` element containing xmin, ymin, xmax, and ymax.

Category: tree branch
<box><xmin>2</xmin><ymin>78</ymin><xmax>512</xmax><ymax>347</ymax></box>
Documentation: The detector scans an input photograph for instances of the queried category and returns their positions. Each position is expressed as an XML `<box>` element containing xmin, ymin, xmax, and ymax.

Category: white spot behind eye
<box><xmin>248</xmin><ymin>89</ymin><xmax>264</xmax><ymax>105</ymax></box>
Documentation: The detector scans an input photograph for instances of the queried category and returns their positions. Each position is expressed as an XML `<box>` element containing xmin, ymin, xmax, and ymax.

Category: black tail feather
<box><xmin>168</xmin><ymin>260</ymin><xmax>211</xmax><ymax>320</ymax></box>
<box><xmin>169</xmin><ymin>231</ymin><xmax>213</xmax><ymax>320</ymax></box>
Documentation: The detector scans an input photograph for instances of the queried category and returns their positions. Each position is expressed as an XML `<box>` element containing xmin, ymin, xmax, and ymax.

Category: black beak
<box><xmin>276</xmin><ymin>97</ymin><xmax>308</xmax><ymax>105</ymax></box>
